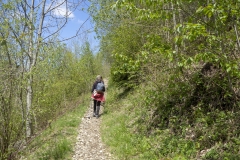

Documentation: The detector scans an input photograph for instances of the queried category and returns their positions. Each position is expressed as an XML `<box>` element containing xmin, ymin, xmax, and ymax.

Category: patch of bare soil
<box><xmin>72</xmin><ymin>79</ymin><xmax>115</xmax><ymax>160</ymax></box>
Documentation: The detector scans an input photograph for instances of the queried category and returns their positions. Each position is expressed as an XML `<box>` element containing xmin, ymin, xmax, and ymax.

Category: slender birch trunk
<box><xmin>25</xmin><ymin>0</ymin><xmax>46</xmax><ymax>138</ymax></box>
<box><xmin>171</xmin><ymin>0</ymin><xmax>178</xmax><ymax>54</ymax></box>
<box><xmin>234</xmin><ymin>24</ymin><xmax>240</xmax><ymax>52</ymax></box>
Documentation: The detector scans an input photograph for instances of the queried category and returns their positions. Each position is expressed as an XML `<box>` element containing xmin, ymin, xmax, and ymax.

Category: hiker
<box><xmin>91</xmin><ymin>75</ymin><xmax>105</xmax><ymax>118</ymax></box>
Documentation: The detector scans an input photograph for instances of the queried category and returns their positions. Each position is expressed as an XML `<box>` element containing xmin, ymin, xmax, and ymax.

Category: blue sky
<box><xmin>50</xmin><ymin>0</ymin><xmax>99</xmax><ymax>52</ymax></box>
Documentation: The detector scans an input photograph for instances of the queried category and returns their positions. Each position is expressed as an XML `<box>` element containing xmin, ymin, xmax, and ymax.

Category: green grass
<box><xmin>101</xmin><ymin>106</ymin><xmax>168</xmax><ymax>160</ymax></box>
<box><xmin>101</xmin><ymin>87</ymin><xmax>158</xmax><ymax>160</ymax></box>
<box><xmin>100</xmin><ymin>86</ymin><xmax>197</xmax><ymax>160</ymax></box>
<box><xmin>20</xmin><ymin>95</ymin><xmax>89</xmax><ymax>160</ymax></box>
<box><xmin>36</xmin><ymin>139</ymin><xmax>71</xmax><ymax>160</ymax></box>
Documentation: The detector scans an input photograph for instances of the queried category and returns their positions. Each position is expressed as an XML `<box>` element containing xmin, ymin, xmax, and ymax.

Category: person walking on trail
<box><xmin>91</xmin><ymin>75</ymin><xmax>105</xmax><ymax>118</ymax></box>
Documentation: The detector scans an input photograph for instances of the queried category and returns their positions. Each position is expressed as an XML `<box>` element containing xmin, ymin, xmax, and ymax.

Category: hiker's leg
<box><xmin>93</xmin><ymin>100</ymin><xmax>97</xmax><ymax>116</ymax></box>
<box><xmin>96</xmin><ymin>101</ymin><xmax>101</xmax><ymax>118</ymax></box>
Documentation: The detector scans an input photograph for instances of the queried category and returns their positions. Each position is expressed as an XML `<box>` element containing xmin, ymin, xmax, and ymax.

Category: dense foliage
<box><xmin>90</xmin><ymin>0</ymin><xmax>240</xmax><ymax>159</ymax></box>
<box><xmin>0</xmin><ymin>37</ymin><xmax>104</xmax><ymax>159</ymax></box>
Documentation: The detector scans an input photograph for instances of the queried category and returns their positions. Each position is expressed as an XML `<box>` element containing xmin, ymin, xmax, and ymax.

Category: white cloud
<box><xmin>47</xmin><ymin>0</ymin><xmax>74</xmax><ymax>18</ymax></box>
<box><xmin>53</xmin><ymin>6</ymin><xmax>74</xmax><ymax>18</ymax></box>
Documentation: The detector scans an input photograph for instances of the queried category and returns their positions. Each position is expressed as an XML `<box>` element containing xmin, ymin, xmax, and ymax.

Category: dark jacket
<box><xmin>91</xmin><ymin>81</ymin><xmax>105</xmax><ymax>93</ymax></box>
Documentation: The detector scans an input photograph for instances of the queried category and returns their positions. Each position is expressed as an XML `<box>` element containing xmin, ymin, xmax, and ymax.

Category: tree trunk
<box><xmin>26</xmin><ymin>74</ymin><xmax>33</xmax><ymax>138</ymax></box>
<box><xmin>171</xmin><ymin>0</ymin><xmax>178</xmax><ymax>54</ymax></box>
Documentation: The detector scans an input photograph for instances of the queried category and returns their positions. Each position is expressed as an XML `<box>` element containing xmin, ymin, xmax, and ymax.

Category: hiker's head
<box><xmin>96</xmin><ymin>75</ymin><xmax>102</xmax><ymax>82</ymax></box>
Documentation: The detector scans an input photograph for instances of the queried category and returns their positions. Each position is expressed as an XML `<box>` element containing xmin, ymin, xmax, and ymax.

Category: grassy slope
<box><xmin>101</xmin><ymin>86</ymin><xmax>163</xmax><ymax>160</ymax></box>
<box><xmin>101</xmin><ymin>83</ymin><xmax>240</xmax><ymax>160</ymax></box>
<box><xmin>20</xmin><ymin>94</ymin><xmax>90</xmax><ymax>160</ymax></box>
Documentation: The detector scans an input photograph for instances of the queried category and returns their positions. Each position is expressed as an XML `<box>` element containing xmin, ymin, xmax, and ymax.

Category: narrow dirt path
<box><xmin>72</xmin><ymin>79</ymin><xmax>115</xmax><ymax>160</ymax></box>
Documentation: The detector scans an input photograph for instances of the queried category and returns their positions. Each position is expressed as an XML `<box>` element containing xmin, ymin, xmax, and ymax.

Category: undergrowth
<box><xmin>19</xmin><ymin>94</ymin><xmax>90</xmax><ymax>160</ymax></box>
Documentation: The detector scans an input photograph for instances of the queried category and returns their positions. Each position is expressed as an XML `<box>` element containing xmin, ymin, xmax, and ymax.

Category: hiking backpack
<box><xmin>96</xmin><ymin>82</ymin><xmax>104</xmax><ymax>93</ymax></box>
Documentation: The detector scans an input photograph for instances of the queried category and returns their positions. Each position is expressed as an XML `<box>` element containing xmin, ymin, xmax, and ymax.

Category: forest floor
<box><xmin>72</xmin><ymin>79</ymin><xmax>115</xmax><ymax>160</ymax></box>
